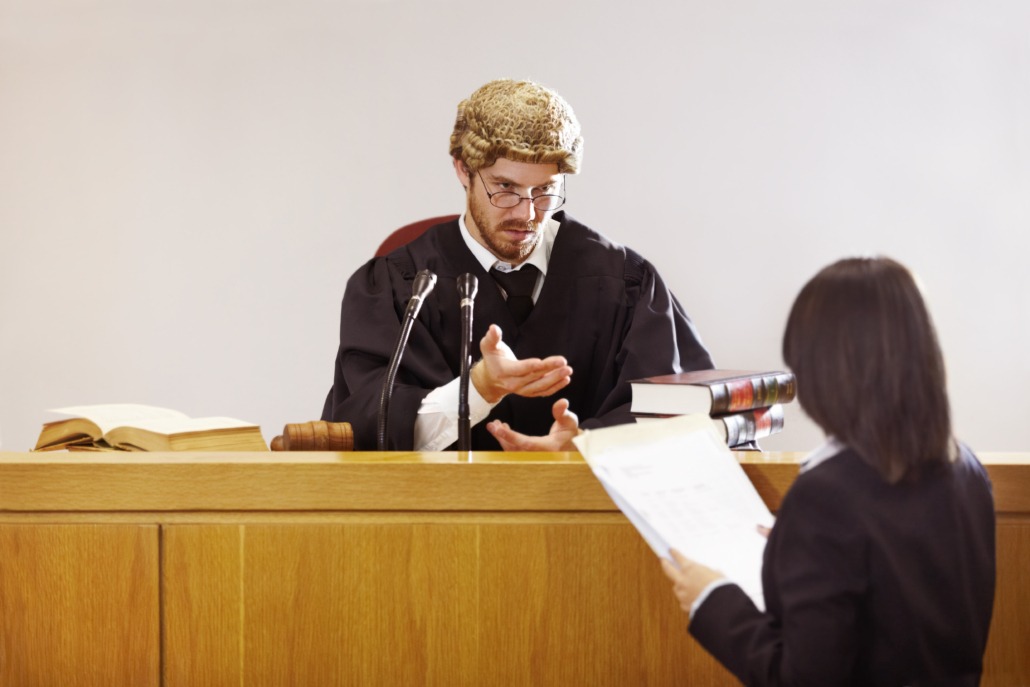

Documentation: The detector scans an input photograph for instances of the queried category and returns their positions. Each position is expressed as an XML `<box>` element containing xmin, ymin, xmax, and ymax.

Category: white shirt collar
<box><xmin>458</xmin><ymin>214</ymin><xmax>559</xmax><ymax>276</ymax></box>
<box><xmin>800</xmin><ymin>436</ymin><xmax>847</xmax><ymax>473</ymax></box>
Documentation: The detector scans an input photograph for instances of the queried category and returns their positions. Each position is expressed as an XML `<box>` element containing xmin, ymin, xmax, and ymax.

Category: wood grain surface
<box><xmin>0</xmin><ymin>451</ymin><xmax>1024</xmax><ymax>686</ymax></box>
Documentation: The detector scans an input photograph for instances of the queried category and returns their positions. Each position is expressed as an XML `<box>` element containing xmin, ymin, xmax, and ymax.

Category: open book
<box><xmin>33</xmin><ymin>404</ymin><xmax>268</xmax><ymax>452</ymax></box>
<box><xmin>573</xmin><ymin>414</ymin><xmax>773</xmax><ymax>610</ymax></box>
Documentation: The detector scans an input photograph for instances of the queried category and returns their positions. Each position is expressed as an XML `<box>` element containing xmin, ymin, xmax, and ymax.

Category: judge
<box><xmin>321</xmin><ymin>79</ymin><xmax>713</xmax><ymax>451</ymax></box>
<box><xmin>662</xmin><ymin>257</ymin><xmax>996</xmax><ymax>686</ymax></box>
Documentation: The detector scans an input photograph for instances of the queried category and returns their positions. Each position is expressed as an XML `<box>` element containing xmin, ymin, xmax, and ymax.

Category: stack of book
<box><xmin>628</xmin><ymin>369</ymin><xmax>796</xmax><ymax>449</ymax></box>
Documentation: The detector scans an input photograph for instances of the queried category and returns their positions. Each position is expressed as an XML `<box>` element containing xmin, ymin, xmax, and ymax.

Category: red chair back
<box><xmin>375</xmin><ymin>215</ymin><xmax>459</xmax><ymax>257</ymax></box>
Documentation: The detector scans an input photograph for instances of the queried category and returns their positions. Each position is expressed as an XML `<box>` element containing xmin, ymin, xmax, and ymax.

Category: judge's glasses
<box><xmin>477</xmin><ymin>170</ymin><xmax>566</xmax><ymax>212</ymax></box>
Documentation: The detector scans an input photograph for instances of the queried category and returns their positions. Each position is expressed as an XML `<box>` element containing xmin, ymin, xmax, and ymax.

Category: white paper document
<box><xmin>573</xmin><ymin>413</ymin><xmax>774</xmax><ymax>610</ymax></box>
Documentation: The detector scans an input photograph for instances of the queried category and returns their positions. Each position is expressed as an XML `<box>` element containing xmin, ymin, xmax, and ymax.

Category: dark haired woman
<box><xmin>662</xmin><ymin>257</ymin><xmax>995</xmax><ymax>686</ymax></box>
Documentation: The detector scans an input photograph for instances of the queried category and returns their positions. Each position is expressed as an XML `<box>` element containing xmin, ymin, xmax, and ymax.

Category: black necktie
<box><xmin>490</xmin><ymin>264</ymin><xmax>539</xmax><ymax>325</ymax></box>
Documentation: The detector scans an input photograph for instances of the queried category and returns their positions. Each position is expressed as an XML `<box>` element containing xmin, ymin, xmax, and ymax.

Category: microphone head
<box><xmin>412</xmin><ymin>269</ymin><xmax>437</xmax><ymax>299</ymax></box>
<box><xmin>457</xmin><ymin>273</ymin><xmax>479</xmax><ymax>300</ymax></box>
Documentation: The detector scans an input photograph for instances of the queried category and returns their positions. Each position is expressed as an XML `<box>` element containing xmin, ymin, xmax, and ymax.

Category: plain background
<box><xmin>1</xmin><ymin>0</ymin><xmax>1027</xmax><ymax>453</ymax></box>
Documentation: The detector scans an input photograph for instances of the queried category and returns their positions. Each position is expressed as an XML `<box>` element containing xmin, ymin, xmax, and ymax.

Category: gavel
<box><xmin>270</xmin><ymin>421</ymin><xmax>353</xmax><ymax>451</ymax></box>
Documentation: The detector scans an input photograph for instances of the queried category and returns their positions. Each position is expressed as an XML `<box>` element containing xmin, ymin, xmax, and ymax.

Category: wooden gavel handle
<box><xmin>270</xmin><ymin>421</ymin><xmax>354</xmax><ymax>451</ymax></box>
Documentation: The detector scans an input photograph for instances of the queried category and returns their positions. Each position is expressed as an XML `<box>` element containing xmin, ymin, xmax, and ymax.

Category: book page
<box><xmin>116</xmin><ymin>416</ymin><xmax>258</xmax><ymax>434</ymax></box>
<box><xmin>573</xmin><ymin>414</ymin><xmax>774</xmax><ymax>610</ymax></box>
<box><xmin>50</xmin><ymin>404</ymin><xmax>190</xmax><ymax>435</ymax></box>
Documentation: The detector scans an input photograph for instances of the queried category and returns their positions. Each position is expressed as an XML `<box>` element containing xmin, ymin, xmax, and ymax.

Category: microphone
<box><xmin>377</xmin><ymin>269</ymin><xmax>437</xmax><ymax>450</ymax></box>
<box><xmin>457</xmin><ymin>273</ymin><xmax>478</xmax><ymax>451</ymax></box>
<box><xmin>405</xmin><ymin>269</ymin><xmax>438</xmax><ymax>321</ymax></box>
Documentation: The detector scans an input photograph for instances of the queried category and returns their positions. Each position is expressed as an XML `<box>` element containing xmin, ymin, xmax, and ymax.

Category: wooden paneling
<box><xmin>0</xmin><ymin>451</ymin><xmax>1027</xmax><ymax>686</ymax></box>
<box><xmin>982</xmin><ymin>517</ymin><xmax>1030</xmax><ymax>687</ymax></box>
<box><xmin>475</xmin><ymin>521</ymin><xmax>734</xmax><ymax>686</ymax></box>
<box><xmin>163</xmin><ymin>522</ymin><xmax>483</xmax><ymax>686</ymax></box>
<box><xmin>1</xmin><ymin>451</ymin><xmax>1023</xmax><ymax>513</ymax></box>
<box><xmin>162</xmin><ymin>524</ymin><xmax>244</xmax><ymax>687</ymax></box>
<box><xmin>159</xmin><ymin>518</ymin><xmax>738</xmax><ymax>687</ymax></box>
<box><xmin>0</xmin><ymin>451</ymin><xmax>611</xmax><ymax>512</ymax></box>
<box><xmin>241</xmin><ymin>522</ymin><xmax>480</xmax><ymax>686</ymax></box>
<box><xmin>0</xmin><ymin>524</ymin><xmax>159</xmax><ymax>687</ymax></box>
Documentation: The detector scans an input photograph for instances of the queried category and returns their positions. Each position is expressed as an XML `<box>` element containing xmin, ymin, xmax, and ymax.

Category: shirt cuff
<box><xmin>414</xmin><ymin>375</ymin><xmax>498</xmax><ymax>451</ymax></box>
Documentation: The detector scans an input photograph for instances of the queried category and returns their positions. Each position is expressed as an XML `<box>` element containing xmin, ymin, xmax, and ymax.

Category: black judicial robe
<box><xmin>321</xmin><ymin>212</ymin><xmax>713</xmax><ymax>450</ymax></box>
<box><xmin>689</xmin><ymin>445</ymin><xmax>996</xmax><ymax>687</ymax></box>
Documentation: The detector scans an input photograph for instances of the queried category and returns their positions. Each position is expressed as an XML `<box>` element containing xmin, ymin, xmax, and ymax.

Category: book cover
<box><xmin>721</xmin><ymin>404</ymin><xmax>785</xmax><ymax>447</ymax></box>
<box><xmin>634</xmin><ymin>404</ymin><xmax>785</xmax><ymax>448</ymax></box>
<box><xmin>629</xmin><ymin>369</ymin><xmax>796</xmax><ymax>416</ymax></box>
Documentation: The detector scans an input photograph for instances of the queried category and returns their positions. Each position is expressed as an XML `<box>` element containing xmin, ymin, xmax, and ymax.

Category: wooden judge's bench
<box><xmin>0</xmin><ymin>450</ymin><xmax>1027</xmax><ymax>686</ymax></box>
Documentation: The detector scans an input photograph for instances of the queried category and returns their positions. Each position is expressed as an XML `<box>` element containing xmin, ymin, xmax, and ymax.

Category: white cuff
<box><xmin>414</xmin><ymin>375</ymin><xmax>499</xmax><ymax>451</ymax></box>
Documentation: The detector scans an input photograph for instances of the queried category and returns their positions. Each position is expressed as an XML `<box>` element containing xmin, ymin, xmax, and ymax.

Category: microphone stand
<box><xmin>457</xmin><ymin>273</ymin><xmax>478</xmax><ymax>452</ymax></box>
<box><xmin>377</xmin><ymin>269</ymin><xmax>437</xmax><ymax>450</ymax></box>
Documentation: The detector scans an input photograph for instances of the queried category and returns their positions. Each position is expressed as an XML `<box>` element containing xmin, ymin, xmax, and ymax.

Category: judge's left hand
<box><xmin>472</xmin><ymin>325</ymin><xmax>572</xmax><ymax>404</ymax></box>
<box><xmin>660</xmin><ymin>549</ymin><xmax>726</xmax><ymax>614</ymax></box>
<box><xmin>486</xmin><ymin>398</ymin><xmax>582</xmax><ymax>452</ymax></box>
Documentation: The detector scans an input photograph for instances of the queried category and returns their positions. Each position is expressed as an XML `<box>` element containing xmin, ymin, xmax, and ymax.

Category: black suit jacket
<box><xmin>690</xmin><ymin>444</ymin><xmax>995</xmax><ymax>687</ymax></box>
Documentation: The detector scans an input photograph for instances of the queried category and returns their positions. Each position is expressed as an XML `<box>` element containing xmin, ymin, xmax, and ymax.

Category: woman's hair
<box><xmin>782</xmin><ymin>256</ymin><xmax>952</xmax><ymax>483</ymax></box>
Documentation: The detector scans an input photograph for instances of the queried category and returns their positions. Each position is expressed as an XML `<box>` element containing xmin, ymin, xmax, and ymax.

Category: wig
<box><xmin>449</xmin><ymin>79</ymin><xmax>583</xmax><ymax>174</ymax></box>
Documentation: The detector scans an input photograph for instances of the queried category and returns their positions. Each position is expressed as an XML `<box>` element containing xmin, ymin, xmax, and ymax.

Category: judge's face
<box><xmin>454</xmin><ymin>158</ymin><xmax>564</xmax><ymax>264</ymax></box>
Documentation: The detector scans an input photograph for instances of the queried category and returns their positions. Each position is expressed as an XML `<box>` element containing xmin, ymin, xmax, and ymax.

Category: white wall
<box><xmin>2</xmin><ymin>0</ymin><xmax>1028</xmax><ymax>453</ymax></box>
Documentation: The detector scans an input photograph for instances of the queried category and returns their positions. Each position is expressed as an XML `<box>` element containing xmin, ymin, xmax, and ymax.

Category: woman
<box><xmin>662</xmin><ymin>257</ymin><xmax>996</xmax><ymax>686</ymax></box>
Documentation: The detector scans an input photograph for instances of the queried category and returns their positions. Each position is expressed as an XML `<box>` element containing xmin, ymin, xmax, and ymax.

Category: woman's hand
<box><xmin>660</xmin><ymin>549</ymin><xmax>726</xmax><ymax>614</ymax></box>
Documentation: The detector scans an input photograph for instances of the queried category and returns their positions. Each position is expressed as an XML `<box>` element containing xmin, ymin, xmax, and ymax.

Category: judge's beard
<box><xmin>467</xmin><ymin>191</ymin><xmax>543</xmax><ymax>264</ymax></box>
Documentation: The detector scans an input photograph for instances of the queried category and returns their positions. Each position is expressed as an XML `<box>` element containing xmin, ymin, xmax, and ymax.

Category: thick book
<box><xmin>634</xmin><ymin>404</ymin><xmax>785</xmax><ymax>448</ymax></box>
<box><xmin>33</xmin><ymin>404</ymin><xmax>269</xmax><ymax>452</ymax></box>
<box><xmin>629</xmin><ymin>369</ymin><xmax>796</xmax><ymax>416</ymax></box>
<box><xmin>573</xmin><ymin>414</ymin><xmax>774</xmax><ymax>610</ymax></box>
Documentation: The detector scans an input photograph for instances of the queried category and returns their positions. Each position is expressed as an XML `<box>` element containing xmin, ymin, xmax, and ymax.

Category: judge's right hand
<box><xmin>471</xmin><ymin>324</ymin><xmax>572</xmax><ymax>404</ymax></box>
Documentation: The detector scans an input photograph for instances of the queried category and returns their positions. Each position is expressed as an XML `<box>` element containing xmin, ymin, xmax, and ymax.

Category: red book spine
<box><xmin>754</xmin><ymin>408</ymin><xmax>772</xmax><ymax>434</ymax></box>
<box><xmin>725</xmin><ymin>380</ymin><xmax>755</xmax><ymax>412</ymax></box>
